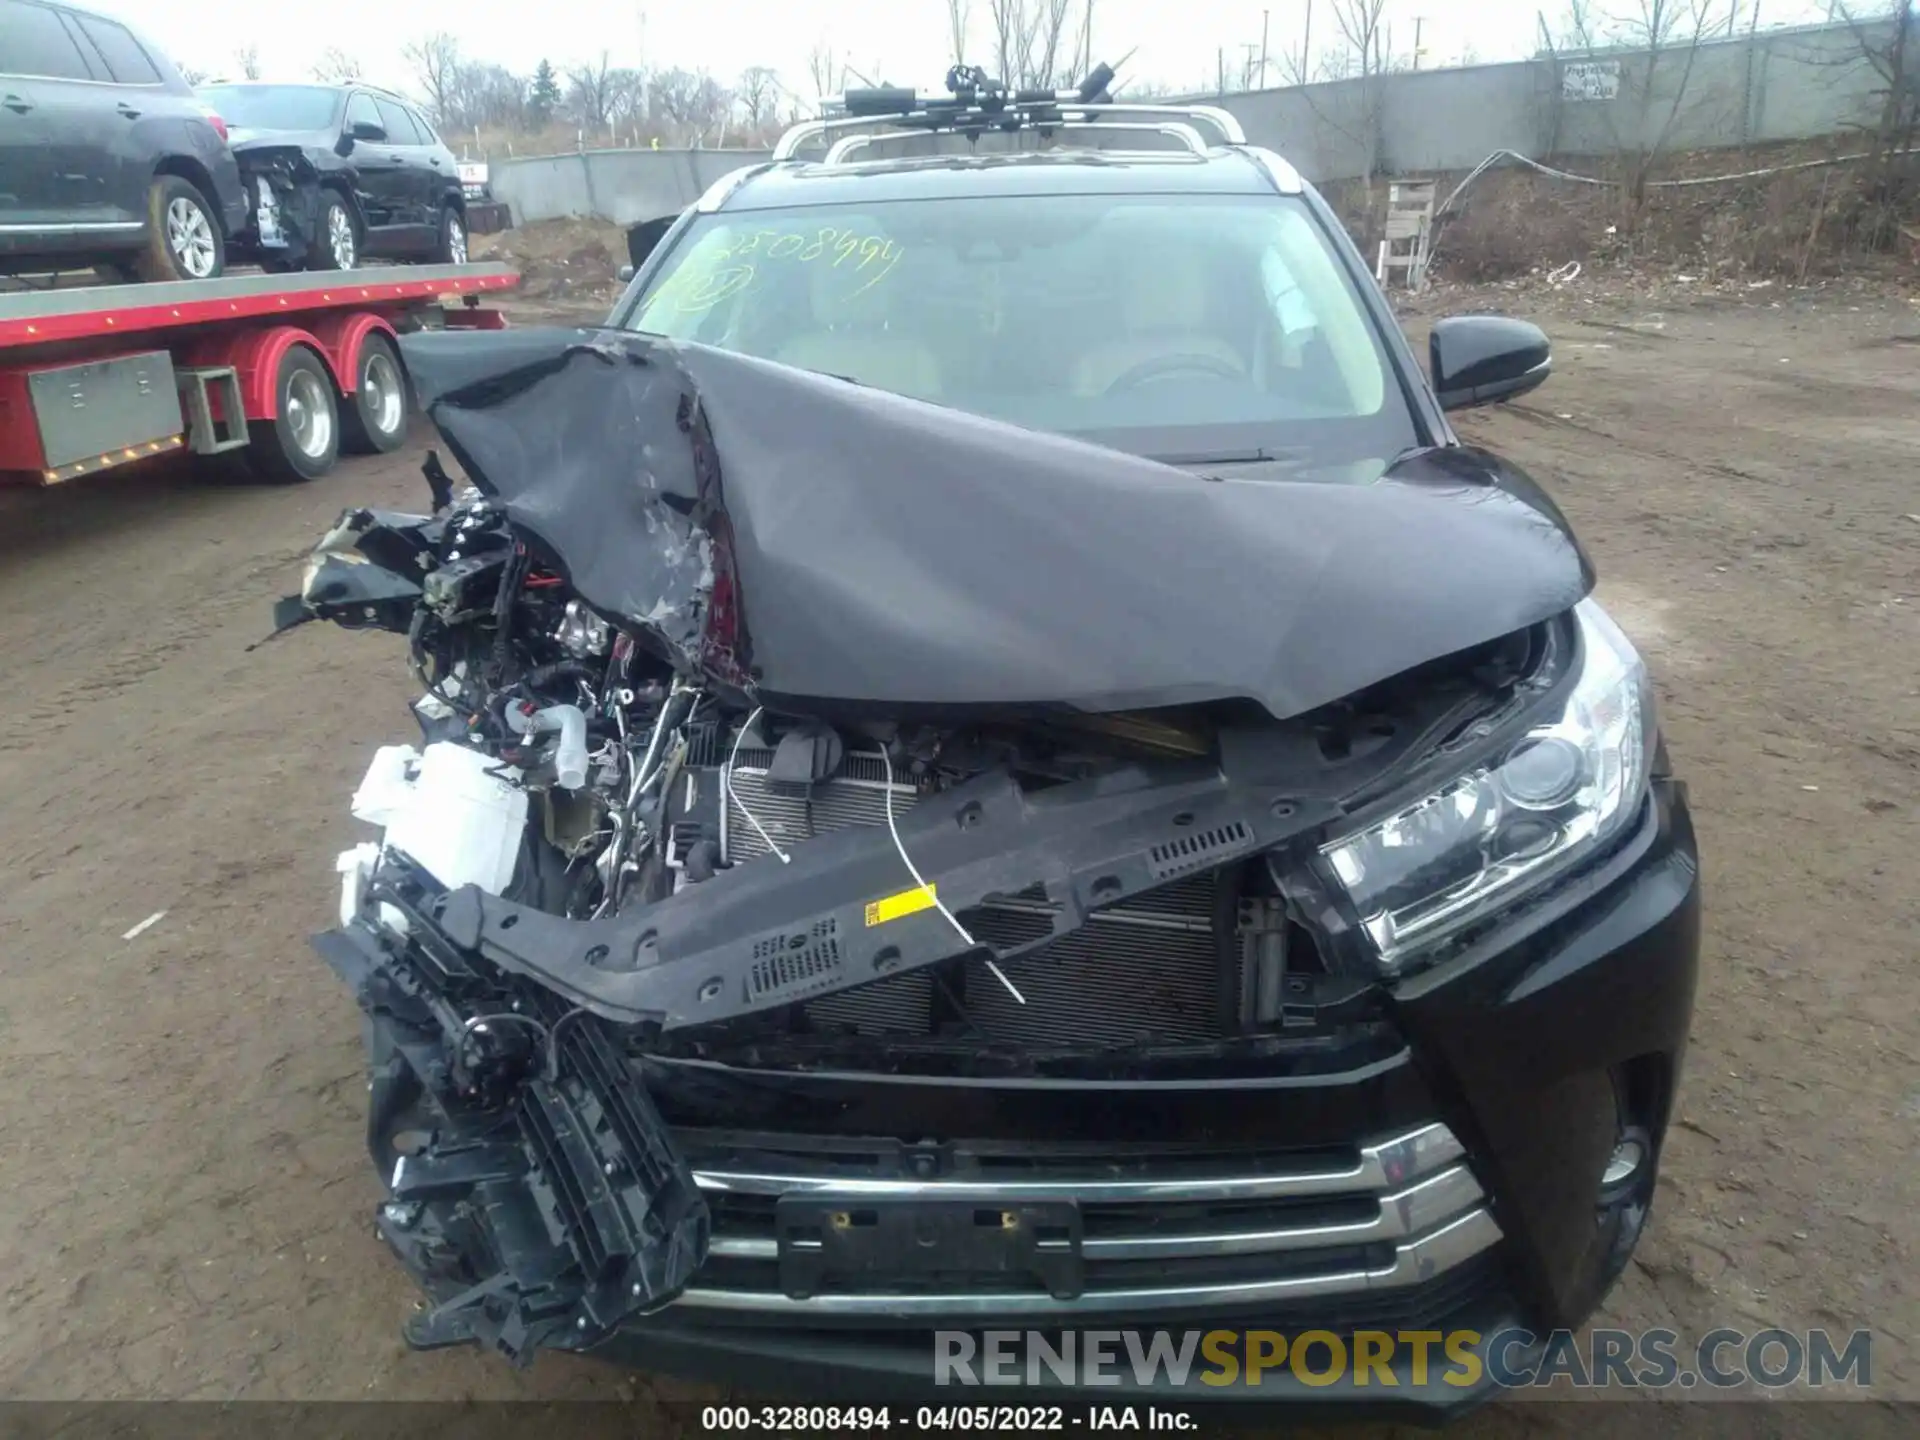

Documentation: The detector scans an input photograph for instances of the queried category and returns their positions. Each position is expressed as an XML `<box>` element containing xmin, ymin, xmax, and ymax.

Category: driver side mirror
<box><xmin>347</xmin><ymin>119</ymin><xmax>385</xmax><ymax>143</ymax></box>
<box><xmin>1429</xmin><ymin>316</ymin><xmax>1550</xmax><ymax>411</ymax></box>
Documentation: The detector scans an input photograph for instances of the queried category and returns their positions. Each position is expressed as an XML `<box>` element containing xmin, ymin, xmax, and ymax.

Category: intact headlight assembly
<box><xmin>1322</xmin><ymin>599</ymin><xmax>1657</xmax><ymax>972</ymax></box>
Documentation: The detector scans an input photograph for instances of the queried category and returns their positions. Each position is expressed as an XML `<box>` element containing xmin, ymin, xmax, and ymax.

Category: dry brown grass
<box><xmin>1329</xmin><ymin>142</ymin><xmax>1920</xmax><ymax>285</ymax></box>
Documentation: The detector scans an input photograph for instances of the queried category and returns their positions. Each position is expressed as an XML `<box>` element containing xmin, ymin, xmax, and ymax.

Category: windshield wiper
<box><xmin>1149</xmin><ymin>446</ymin><xmax>1312</xmax><ymax>474</ymax></box>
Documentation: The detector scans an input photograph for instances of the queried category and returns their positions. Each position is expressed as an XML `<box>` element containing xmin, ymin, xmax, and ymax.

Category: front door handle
<box><xmin>2</xmin><ymin>94</ymin><xmax>33</xmax><ymax>115</ymax></box>
<box><xmin>116</xmin><ymin>102</ymin><xmax>141</xmax><ymax>119</ymax></box>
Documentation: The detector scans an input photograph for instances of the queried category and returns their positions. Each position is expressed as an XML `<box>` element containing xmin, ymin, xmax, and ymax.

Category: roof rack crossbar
<box><xmin>821</xmin><ymin>119</ymin><xmax>1213</xmax><ymax>165</ymax></box>
<box><xmin>772</xmin><ymin>99</ymin><xmax>1247</xmax><ymax>162</ymax></box>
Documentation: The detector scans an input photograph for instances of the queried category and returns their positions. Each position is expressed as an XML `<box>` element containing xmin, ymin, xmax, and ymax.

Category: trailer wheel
<box><xmin>248</xmin><ymin>346</ymin><xmax>340</xmax><ymax>482</ymax></box>
<box><xmin>341</xmin><ymin>334</ymin><xmax>409</xmax><ymax>454</ymax></box>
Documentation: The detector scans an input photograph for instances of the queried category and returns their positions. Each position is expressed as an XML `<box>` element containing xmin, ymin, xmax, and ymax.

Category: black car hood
<box><xmin>401</xmin><ymin>327</ymin><xmax>1592</xmax><ymax>721</ymax></box>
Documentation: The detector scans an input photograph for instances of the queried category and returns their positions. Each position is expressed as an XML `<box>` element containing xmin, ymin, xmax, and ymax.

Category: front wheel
<box><xmin>135</xmin><ymin>175</ymin><xmax>225</xmax><ymax>281</ymax></box>
<box><xmin>433</xmin><ymin>205</ymin><xmax>467</xmax><ymax>265</ymax></box>
<box><xmin>247</xmin><ymin>345</ymin><xmax>340</xmax><ymax>483</ymax></box>
<box><xmin>312</xmin><ymin>193</ymin><xmax>359</xmax><ymax>271</ymax></box>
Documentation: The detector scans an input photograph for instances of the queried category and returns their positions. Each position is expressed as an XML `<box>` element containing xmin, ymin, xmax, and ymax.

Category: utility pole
<box><xmin>1259</xmin><ymin>9</ymin><xmax>1270</xmax><ymax>88</ymax></box>
<box><xmin>1413</xmin><ymin>16</ymin><xmax>1424</xmax><ymax>68</ymax></box>
<box><xmin>1218</xmin><ymin>46</ymin><xmax>1226</xmax><ymax>96</ymax></box>
<box><xmin>1301</xmin><ymin>0</ymin><xmax>1314</xmax><ymax>84</ymax></box>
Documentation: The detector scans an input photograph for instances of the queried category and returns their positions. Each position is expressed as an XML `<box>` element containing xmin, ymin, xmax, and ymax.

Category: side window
<box><xmin>72</xmin><ymin>13</ymin><xmax>161</xmax><ymax>85</ymax></box>
<box><xmin>0</xmin><ymin>0</ymin><xmax>94</xmax><ymax>80</ymax></box>
<box><xmin>343</xmin><ymin>91</ymin><xmax>383</xmax><ymax>136</ymax></box>
<box><xmin>408</xmin><ymin>108</ymin><xmax>440</xmax><ymax>145</ymax></box>
<box><xmin>375</xmin><ymin>98</ymin><xmax>422</xmax><ymax>144</ymax></box>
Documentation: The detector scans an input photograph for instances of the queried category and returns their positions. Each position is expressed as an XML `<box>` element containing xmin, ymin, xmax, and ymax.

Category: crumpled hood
<box><xmin>228</xmin><ymin>127</ymin><xmax>337</xmax><ymax>154</ymax></box>
<box><xmin>400</xmin><ymin>327</ymin><xmax>1593</xmax><ymax>721</ymax></box>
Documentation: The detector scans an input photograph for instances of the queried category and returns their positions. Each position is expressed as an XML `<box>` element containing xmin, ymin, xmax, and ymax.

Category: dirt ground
<box><xmin>0</xmin><ymin>285</ymin><xmax>1915</xmax><ymax>1431</ymax></box>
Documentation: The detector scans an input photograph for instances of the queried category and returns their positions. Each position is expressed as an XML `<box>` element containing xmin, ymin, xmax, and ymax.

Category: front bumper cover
<box><xmin>321</xmin><ymin>775</ymin><xmax>1697</xmax><ymax>1410</ymax></box>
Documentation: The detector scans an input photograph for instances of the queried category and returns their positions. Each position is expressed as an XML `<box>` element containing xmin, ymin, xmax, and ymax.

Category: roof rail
<box><xmin>771</xmin><ymin>63</ymin><xmax>1248</xmax><ymax>163</ymax></box>
<box><xmin>822</xmin><ymin>118</ymin><xmax>1214</xmax><ymax>164</ymax></box>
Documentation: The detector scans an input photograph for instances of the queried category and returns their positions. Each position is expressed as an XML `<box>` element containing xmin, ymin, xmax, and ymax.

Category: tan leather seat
<box><xmin>1070</xmin><ymin>250</ymin><xmax>1244</xmax><ymax>396</ymax></box>
<box><xmin>772</xmin><ymin>252</ymin><xmax>943</xmax><ymax>403</ymax></box>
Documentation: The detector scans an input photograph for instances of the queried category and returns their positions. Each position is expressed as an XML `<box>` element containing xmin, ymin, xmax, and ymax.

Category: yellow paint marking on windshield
<box><xmin>648</xmin><ymin>228</ymin><xmax>905</xmax><ymax>315</ymax></box>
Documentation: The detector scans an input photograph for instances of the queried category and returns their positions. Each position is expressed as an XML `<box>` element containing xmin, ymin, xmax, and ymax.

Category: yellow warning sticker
<box><xmin>864</xmin><ymin>884</ymin><xmax>938</xmax><ymax>928</ymax></box>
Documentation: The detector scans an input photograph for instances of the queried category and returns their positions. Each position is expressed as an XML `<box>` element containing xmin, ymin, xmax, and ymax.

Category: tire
<box><xmin>247</xmin><ymin>345</ymin><xmax>340</xmax><ymax>483</ymax></box>
<box><xmin>312</xmin><ymin>191</ymin><xmax>359</xmax><ymax>271</ymax></box>
<box><xmin>134</xmin><ymin>175</ymin><xmax>225</xmax><ymax>282</ymax></box>
<box><xmin>341</xmin><ymin>333</ymin><xmax>410</xmax><ymax>455</ymax></box>
<box><xmin>432</xmin><ymin>204</ymin><xmax>468</xmax><ymax>265</ymax></box>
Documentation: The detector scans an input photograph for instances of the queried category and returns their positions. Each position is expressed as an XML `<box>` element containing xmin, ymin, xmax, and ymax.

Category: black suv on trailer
<box><xmin>296</xmin><ymin>81</ymin><xmax>1701</xmax><ymax>1419</ymax></box>
<box><xmin>196</xmin><ymin>82</ymin><xmax>467</xmax><ymax>272</ymax></box>
<box><xmin>0</xmin><ymin>0</ymin><xmax>244</xmax><ymax>280</ymax></box>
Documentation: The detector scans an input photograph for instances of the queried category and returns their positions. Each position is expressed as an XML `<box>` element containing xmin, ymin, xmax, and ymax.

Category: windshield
<box><xmin>199</xmin><ymin>85</ymin><xmax>341</xmax><ymax>131</ymax></box>
<box><xmin>621</xmin><ymin>192</ymin><xmax>1420</xmax><ymax>476</ymax></box>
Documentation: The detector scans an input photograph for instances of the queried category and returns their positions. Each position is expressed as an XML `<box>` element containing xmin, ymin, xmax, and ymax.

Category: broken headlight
<box><xmin>1323</xmin><ymin>599</ymin><xmax>1655</xmax><ymax>971</ymax></box>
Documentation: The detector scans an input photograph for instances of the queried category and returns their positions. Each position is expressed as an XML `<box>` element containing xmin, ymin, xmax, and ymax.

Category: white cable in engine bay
<box><xmin>725</xmin><ymin>707</ymin><xmax>792</xmax><ymax>863</ymax></box>
<box><xmin>878</xmin><ymin>745</ymin><xmax>1026</xmax><ymax>1007</ymax></box>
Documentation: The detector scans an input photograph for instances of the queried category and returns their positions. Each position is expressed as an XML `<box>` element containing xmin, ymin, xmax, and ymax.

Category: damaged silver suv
<box><xmin>278</xmin><ymin>70</ymin><xmax>1700</xmax><ymax>1418</ymax></box>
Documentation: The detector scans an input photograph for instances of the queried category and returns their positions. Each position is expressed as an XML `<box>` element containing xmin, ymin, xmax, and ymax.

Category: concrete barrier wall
<box><xmin>488</xmin><ymin>19</ymin><xmax>1894</xmax><ymax>217</ymax></box>
<box><xmin>1210</xmin><ymin>17</ymin><xmax>1895</xmax><ymax>182</ymax></box>
<box><xmin>489</xmin><ymin>148</ymin><xmax>773</xmax><ymax>227</ymax></box>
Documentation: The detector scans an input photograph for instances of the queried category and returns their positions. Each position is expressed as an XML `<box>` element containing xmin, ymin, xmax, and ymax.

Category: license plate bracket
<box><xmin>775</xmin><ymin>1197</ymin><xmax>1084</xmax><ymax>1300</ymax></box>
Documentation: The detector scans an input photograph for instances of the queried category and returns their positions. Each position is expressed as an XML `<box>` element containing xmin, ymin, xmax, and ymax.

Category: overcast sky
<box><xmin>93</xmin><ymin>0</ymin><xmax>1835</xmax><ymax>113</ymax></box>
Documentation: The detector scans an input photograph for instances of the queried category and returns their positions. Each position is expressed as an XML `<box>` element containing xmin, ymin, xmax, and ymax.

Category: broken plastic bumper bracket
<box><xmin>314</xmin><ymin>915</ymin><xmax>710</xmax><ymax>1366</ymax></box>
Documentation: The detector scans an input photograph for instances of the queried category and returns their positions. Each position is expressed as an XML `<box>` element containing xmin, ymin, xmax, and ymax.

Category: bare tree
<box><xmin>987</xmin><ymin>0</ymin><xmax>1087</xmax><ymax>88</ymax></box>
<box><xmin>650</xmin><ymin>68</ymin><xmax>731</xmax><ymax>141</ymax></box>
<box><xmin>567</xmin><ymin>52</ymin><xmax>622</xmax><ymax>129</ymax></box>
<box><xmin>807</xmin><ymin>44</ymin><xmax>843</xmax><ymax>103</ymax></box>
<box><xmin>736</xmin><ymin>66</ymin><xmax>780</xmax><ymax>129</ymax></box>
<box><xmin>1836</xmin><ymin>1</ymin><xmax>1920</xmax><ymax>157</ymax></box>
<box><xmin>449</xmin><ymin>62</ymin><xmax>530</xmax><ymax>133</ymax></box>
<box><xmin>947</xmin><ymin>0</ymin><xmax>973</xmax><ymax>64</ymax></box>
<box><xmin>312</xmin><ymin>48</ymin><xmax>362</xmax><ymax>84</ymax></box>
<box><xmin>1561</xmin><ymin>0</ymin><xmax>1718</xmax><ymax>206</ymax></box>
<box><xmin>1318</xmin><ymin>0</ymin><xmax>1395</xmax><ymax>183</ymax></box>
<box><xmin>403</xmin><ymin>33</ymin><xmax>461</xmax><ymax>125</ymax></box>
<box><xmin>1833</xmin><ymin>1</ymin><xmax>1920</xmax><ymax>245</ymax></box>
<box><xmin>176</xmin><ymin>60</ymin><xmax>208</xmax><ymax>86</ymax></box>
<box><xmin>234</xmin><ymin>45</ymin><xmax>260</xmax><ymax>81</ymax></box>
<box><xmin>1329</xmin><ymin>0</ymin><xmax>1389</xmax><ymax>75</ymax></box>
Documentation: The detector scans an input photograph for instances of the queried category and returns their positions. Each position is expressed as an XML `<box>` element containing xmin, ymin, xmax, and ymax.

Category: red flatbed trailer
<box><xmin>0</xmin><ymin>263</ymin><xmax>518</xmax><ymax>485</ymax></box>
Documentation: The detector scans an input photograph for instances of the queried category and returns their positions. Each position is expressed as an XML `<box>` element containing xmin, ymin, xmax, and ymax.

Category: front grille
<box><xmin>668</xmin><ymin>1122</ymin><xmax>1501</xmax><ymax>1319</ymax></box>
<box><xmin>722</xmin><ymin>755</ymin><xmax>1238</xmax><ymax>1045</ymax></box>
<box><xmin>963</xmin><ymin>876</ymin><xmax>1221</xmax><ymax>1046</ymax></box>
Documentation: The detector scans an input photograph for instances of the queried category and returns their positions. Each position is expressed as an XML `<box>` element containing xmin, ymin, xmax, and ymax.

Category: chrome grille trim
<box><xmin>691</xmin><ymin>1122</ymin><xmax>1464</xmax><ymax>1204</ymax></box>
<box><xmin>676</xmin><ymin>1208</ymin><xmax>1502</xmax><ymax>1317</ymax></box>
<box><xmin>705</xmin><ymin>1163</ymin><xmax>1483</xmax><ymax>1263</ymax></box>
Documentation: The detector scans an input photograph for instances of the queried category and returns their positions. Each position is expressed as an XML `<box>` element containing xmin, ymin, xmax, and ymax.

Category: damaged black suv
<box><xmin>285</xmin><ymin>79</ymin><xmax>1699</xmax><ymax>1418</ymax></box>
<box><xmin>196</xmin><ymin>81</ymin><xmax>466</xmax><ymax>271</ymax></box>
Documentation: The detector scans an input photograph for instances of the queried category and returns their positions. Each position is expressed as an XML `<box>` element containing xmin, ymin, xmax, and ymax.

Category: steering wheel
<box><xmin>1102</xmin><ymin>352</ymin><xmax>1247</xmax><ymax>394</ymax></box>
